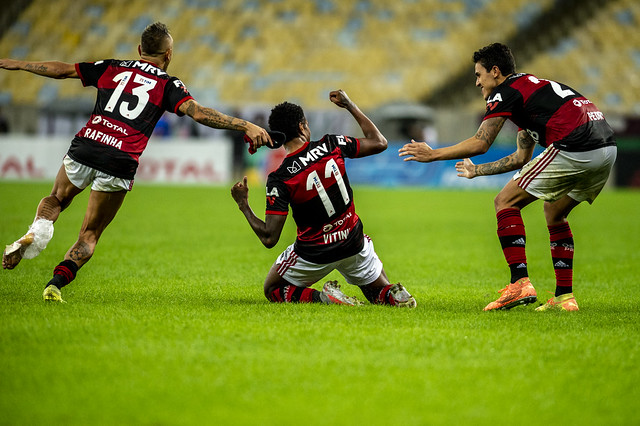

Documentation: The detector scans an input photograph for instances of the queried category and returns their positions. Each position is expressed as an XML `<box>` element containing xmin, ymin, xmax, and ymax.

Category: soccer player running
<box><xmin>399</xmin><ymin>43</ymin><xmax>616</xmax><ymax>312</ymax></box>
<box><xmin>231</xmin><ymin>90</ymin><xmax>417</xmax><ymax>307</ymax></box>
<box><xmin>1</xmin><ymin>22</ymin><xmax>273</xmax><ymax>302</ymax></box>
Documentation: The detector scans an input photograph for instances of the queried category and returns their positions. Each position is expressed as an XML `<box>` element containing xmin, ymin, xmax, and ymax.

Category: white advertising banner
<box><xmin>0</xmin><ymin>136</ymin><xmax>233</xmax><ymax>184</ymax></box>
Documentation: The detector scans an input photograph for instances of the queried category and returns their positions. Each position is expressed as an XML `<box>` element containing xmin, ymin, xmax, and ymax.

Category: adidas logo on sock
<box><xmin>554</xmin><ymin>260</ymin><xmax>570</xmax><ymax>268</ymax></box>
<box><xmin>517</xmin><ymin>263</ymin><xmax>527</xmax><ymax>269</ymax></box>
<box><xmin>513</xmin><ymin>238</ymin><xmax>526</xmax><ymax>245</ymax></box>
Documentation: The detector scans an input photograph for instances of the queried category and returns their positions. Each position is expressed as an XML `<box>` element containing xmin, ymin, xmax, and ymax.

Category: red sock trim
<box><xmin>270</xmin><ymin>287</ymin><xmax>284</xmax><ymax>303</ymax></box>
<box><xmin>53</xmin><ymin>265</ymin><xmax>75</xmax><ymax>284</ymax></box>
<box><xmin>377</xmin><ymin>285</ymin><xmax>394</xmax><ymax>305</ymax></box>
<box><xmin>299</xmin><ymin>288</ymin><xmax>315</xmax><ymax>303</ymax></box>
<box><xmin>497</xmin><ymin>208</ymin><xmax>527</xmax><ymax>265</ymax></box>
<box><xmin>548</xmin><ymin>222</ymin><xmax>574</xmax><ymax>288</ymax></box>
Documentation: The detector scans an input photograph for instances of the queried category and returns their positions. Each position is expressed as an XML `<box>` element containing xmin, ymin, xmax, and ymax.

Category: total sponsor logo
<box><xmin>572</xmin><ymin>99</ymin><xmax>592</xmax><ymax>107</ymax></box>
<box><xmin>91</xmin><ymin>115</ymin><xmax>129</xmax><ymax>135</ymax></box>
<box><xmin>322</xmin><ymin>212</ymin><xmax>353</xmax><ymax>243</ymax></box>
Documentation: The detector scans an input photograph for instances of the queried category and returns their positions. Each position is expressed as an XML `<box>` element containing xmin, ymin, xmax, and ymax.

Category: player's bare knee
<box><xmin>494</xmin><ymin>193</ymin><xmax>508</xmax><ymax>212</ymax></box>
<box><xmin>543</xmin><ymin>204</ymin><xmax>566</xmax><ymax>226</ymax></box>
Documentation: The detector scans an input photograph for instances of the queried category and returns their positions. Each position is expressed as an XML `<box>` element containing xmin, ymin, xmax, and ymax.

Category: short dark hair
<box><xmin>268</xmin><ymin>101</ymin><xmax>306</xmax><ymax>142</ymax></box>
<box><xmin>473</xmin><ymin>43</ymin><xmax>516</xmax><ymax>76</ymax></box>
<box><xmin>141</xmin><ymin>22</ymin><xmax>171</xmax><ymax>56</ymax></box>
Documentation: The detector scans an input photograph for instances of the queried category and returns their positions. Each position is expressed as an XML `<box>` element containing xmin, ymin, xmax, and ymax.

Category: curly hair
<box><xmin>268</xmin><ymin>101</ymin><xmax>306</xmax><ymax>142</ymax></box>
<box><xmin>141</xmin><ymin>22</ymin><xmax>171</xmax><ymax>56</ymax></box>
<box><xmin>473</xmin><ymin>43</ymin><xmax>516</xmax><ymax>76</ymax></box>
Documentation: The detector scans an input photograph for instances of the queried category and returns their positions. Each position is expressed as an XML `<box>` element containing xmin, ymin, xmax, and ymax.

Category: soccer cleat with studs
<box><xmin>43</xmin><ymin>284</ymin><xmax>65</xmax><ymax>303</ymax></box>
<box><xmin>321</xmin><ymin>280</ymin><xmax>363</xmax><ymax>306</ymax></box>
<box><xmin>389</xmin><ymin>283</ymin><xmax>417</xmax><ymax>308</ymax></box>
<box><xmin>535</xmin><ymin>292</ymin><xmax>579</xmax><ymax>311</ymax></box>
<box><xmin>483</xmin><ymin>277</ymin><xmax>537</xmax><ymax>311</ymax></box>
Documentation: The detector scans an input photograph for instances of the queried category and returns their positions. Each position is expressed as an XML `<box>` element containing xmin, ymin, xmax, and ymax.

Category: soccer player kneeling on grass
<box><xmin>231</xmin><ymin>90</ymin><xmax>416</xmax><ymax>308</ymax></box>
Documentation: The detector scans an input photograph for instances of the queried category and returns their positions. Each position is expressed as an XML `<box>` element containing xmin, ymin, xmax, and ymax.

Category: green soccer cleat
<box><xmin>43</xmin><ymin>284</ymin><xmax>65</xmax><ymax>303</ymax></box>
<box><xmin>535</xmin><ymin>292</ymin><xmax>579</xmax><ymax>311</ymax></box>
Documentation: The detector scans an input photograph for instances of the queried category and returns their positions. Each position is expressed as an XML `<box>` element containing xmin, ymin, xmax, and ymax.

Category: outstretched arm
<box><xmin>0</xmin><ymin>59</ymin><xmax>78</xmax><ymax>79</ymax></box>
<box><xmin>455</xmin><ymin>129</ymin><xmax>536</xmax><ymax>178</ymax></box>
<box><xmin>231</xmin><ymin>177</ymin><xmax>287</xmax><ymax>248</ymax></box>
<box><xmin>179</xmin><ymin>99</ymin><xmax>272</xmax><ymax>150</ymax></box>
<box><xmin>329</xmin><ymin>90</ymin><xmax>387</xmax><ymax>157</ymax></box>
<box><xmin>398</xmin><ymin>116</ymin><xmax>507</xmax><ymax>163</ymax></box>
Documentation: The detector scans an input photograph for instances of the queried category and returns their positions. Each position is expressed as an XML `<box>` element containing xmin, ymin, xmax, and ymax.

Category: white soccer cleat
<box><xmin>321</xmin><ymin>280</ymin><xmax>363</xmax><ymax>306</ymax></box>
<box><xmin>389</xmin><ymin>283</ymin><xmax>417</xmax><ymax>308</ymax></box>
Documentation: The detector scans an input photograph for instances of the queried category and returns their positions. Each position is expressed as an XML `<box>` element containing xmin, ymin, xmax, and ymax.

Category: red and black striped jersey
<box><xmin>266</xmin><ymin>134</ymin><xmax>363</xmax><ymax>264</ymax></box>
<box><xmin>69</xmin><ymin>59</ymin><xmax>193</xmax><ymax>179</ymax></box>
<box><xmin>483</xmin><ymin>73</ymin><xmax>615</xmax><ymax>152</ymax></box>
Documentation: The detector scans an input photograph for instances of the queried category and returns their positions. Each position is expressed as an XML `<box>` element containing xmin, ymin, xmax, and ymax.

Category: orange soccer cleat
<box><xmin>483</xmin><ymin>277</ymin><xmax>537</xmax><ymax>311</ymax></box>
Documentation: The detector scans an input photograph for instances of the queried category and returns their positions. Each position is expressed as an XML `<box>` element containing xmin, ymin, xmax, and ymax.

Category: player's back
<box><xmin>488</xmin><ymin>73</ymin><xmax>615</xmax><ymax>151</ymax></box>
<box><xmin>70</xmin><ymin>59</ymin><xmax>193</xmax><ymax>179</ymax></box>
<box><xmin>266</xmin><ymin>134</ymin><xmax>364</xmax><ymax>263</ymax></box>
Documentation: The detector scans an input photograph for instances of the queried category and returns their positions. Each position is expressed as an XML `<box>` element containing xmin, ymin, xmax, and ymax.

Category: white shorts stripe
<box><xmin>519</xmin><ymin>146</ymin><xmax>559</xmax><ymax>189</ymax></box>
<box><xmin>513</xmin><ymin>145</ymin><xmax>616</xmax><ymax>204</ymax></box>
<box><xmin>273</xmin><ymin>236</ymin><xmax>383</xmax><ymax>288</ymax></box>
<box><xmin>277</xmin><ymin>251</ymin><xmax>298</xmax><ymax>276</ymax></box>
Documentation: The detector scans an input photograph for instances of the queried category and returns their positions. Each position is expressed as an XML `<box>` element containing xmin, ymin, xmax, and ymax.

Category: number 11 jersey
<box><xmin>70</xmin><ymin>59</ymin><xmax>194</xmax><ymax>179</ymax></box>
<box><xmin>265</xmin><ymin>134</ymin><xmax>364</xmax><ymax>264</ymax></box>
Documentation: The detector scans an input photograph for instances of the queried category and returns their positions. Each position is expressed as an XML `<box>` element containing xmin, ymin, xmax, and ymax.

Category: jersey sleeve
<box><xmin>324</xmin><ymin>134</ymin><xmax>360</xmax><ymax>158</ymax></box>
<box><xmin>163</xmin><ymin>77</ymin><xmax>194</xmax><ymax>116</ymax></box>
<box><xmin>483</xmin><ymin>85</ymin><xmax>520</xmax><ymax>121</ymax></box>
<box><xmin>265</xmin><ymin>174</ymin><xmax>290</xmax><ymax>216</ymax></box>
<box><xmin>75</xmin><ymin>60</ymin><xmax>112</xmax><ymax>88</ymax></box>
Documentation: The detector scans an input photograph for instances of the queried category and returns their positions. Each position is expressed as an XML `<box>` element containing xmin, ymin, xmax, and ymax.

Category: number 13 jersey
<box><xmin>265</xmin><ymin>134</ymin><xmax>364</xmax><ymax>264</ymax></box>
<box><xmin>70</xmin><ymin>59</ymin><xmax>194</xmax><ymax>179</ymax></box>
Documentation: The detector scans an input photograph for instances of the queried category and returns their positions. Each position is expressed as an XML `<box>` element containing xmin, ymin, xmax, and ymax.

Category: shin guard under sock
<box><xmin>549</xmin><ymin>222</ymin><xmax>574</xmax><ymax>296</ymax></box>
<box><xmin>497</xmin><ymin>208</ymin><xmax>528</xmax><ymax>283</ymax></box>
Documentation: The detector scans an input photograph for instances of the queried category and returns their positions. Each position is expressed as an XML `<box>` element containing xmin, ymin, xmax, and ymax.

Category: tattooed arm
<box><xmin>399</xmin><ymin>116</ymin><xmax>506</xmax><ymax>163</ymax></box>
<box><xmin>0</xmin><ymin>59</ymin><xmax>78</xmax><ymax>79</ymax></box>
<box><xmin>455</xmin><ymin>129</ymin><xmax>536</xmax><ymax>179</ymax></box>
<box><xmin>179</xmin><ymin>99</ymin><xmax>271</xmax><ymax>149</ymax></box>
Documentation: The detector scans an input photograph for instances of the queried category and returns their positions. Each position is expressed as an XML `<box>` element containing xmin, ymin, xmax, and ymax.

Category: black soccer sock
<box><xmin>46</xmin><ymin>260</ymin><xmax>79</xmax><ymax>289</ymax></box>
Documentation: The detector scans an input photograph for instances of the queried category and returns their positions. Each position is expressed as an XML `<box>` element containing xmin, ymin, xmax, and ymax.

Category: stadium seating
<box><xmin>523</xmin><ymin>0</ymin><xmax>640</xmax><ymax>115</ymax></box>
<box><xmin>0</xmin><ymin>0</ymin><xmax>636</xmax><ymax>115</ymax></box>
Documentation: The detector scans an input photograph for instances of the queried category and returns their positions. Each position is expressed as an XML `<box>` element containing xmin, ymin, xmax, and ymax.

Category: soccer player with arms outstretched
<box><xmin>231</xmin><ymin>90</ymin><xmax>417</xmax><ymax>307</ymax></box>
<box><xmin>1</xmin><ymin>22</ymin><xmax>272</xmax><ymax>302</ymax></box>
<box><xmin>399</xmin><ymin>43</ymin><xmax>616</xmax><ymax>311</ymax></box>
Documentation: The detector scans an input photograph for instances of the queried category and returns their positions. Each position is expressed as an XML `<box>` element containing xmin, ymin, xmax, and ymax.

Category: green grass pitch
<box><xmin>1</xmin><ymin>181</ymin><xmax>638</xmax><ymax>425</ymax></box>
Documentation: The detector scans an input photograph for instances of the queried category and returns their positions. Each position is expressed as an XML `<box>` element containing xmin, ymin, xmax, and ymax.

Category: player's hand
<box><xmin>455</xmin><ymin>158</ymin><xmax>477</xmax><ymax>179</ymax></box>
<box><xmin>245</xmin><ymin>123</ymin><xmax>273</xmax><ymax>151</ymax></box>
<box><xmin>231</xmin><ymin>176</ymin><xmax>250</xmax><ymax>207</ymax></box>
<box><xmin>0</xmin><ymin>59</ymin><xmax>22</xmax><ymax>70</ymax></box>
<box><xmin>329</xmin><ymin>90</ymin><xmax>353</xmax><ymax>109</ymax></box>
<box><xmin>398</xmin><ymin>139</ymin><xmax>435</xmax><ymax>162</ymax></box>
